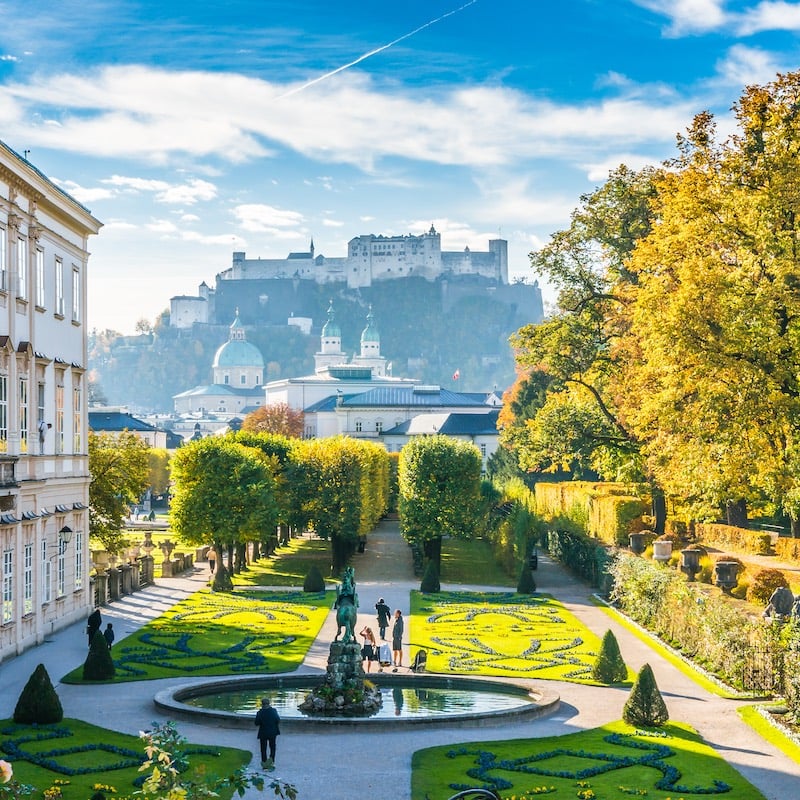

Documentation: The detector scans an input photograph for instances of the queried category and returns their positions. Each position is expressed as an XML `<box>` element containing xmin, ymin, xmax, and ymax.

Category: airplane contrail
<box><xmin>277</xmin><ymin>0</ymin><xmax>480</xmax><ymax>99</ymax></box>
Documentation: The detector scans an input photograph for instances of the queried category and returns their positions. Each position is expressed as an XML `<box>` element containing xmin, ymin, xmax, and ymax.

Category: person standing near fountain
<box><xmin>391</xmin><ymin>609</ymin><xmax>404</xmax><ymax>671</ymax></box>
<box><xmin>375</xmin><ymin>597</ymin><xmax>391</xmax><ymax>640</ymax></box>
<box><xmin>255</xmin><ymin>696</ymin><xmax>280</xmax><ymax>770</ymax></box>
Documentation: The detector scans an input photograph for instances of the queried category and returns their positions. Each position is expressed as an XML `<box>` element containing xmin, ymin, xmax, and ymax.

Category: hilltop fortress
<box><xmin>170</xmin><ymin>226</ymin><xmax>522</xmax><ymax>329</ymax></box>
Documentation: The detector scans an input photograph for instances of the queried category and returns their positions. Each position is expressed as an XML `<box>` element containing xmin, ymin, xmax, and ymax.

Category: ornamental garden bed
<box><xmin>411</xmin><ymin>720</ymin><xmax>766</xmax><ymax>800</ymax></box>
<box><xmin>0</xmin><ymin>718</ymin><xmax>249</xmax><ymax>800</ymax></box>
<box><xmin>62</xmin><ymin>589</ymin><xmax>333</xmax><ymax>683</ymax></box>
<box><xmin>411</xmin><ymin>591</ymin><xmax>619</xmax><ymax>683</ymax></box>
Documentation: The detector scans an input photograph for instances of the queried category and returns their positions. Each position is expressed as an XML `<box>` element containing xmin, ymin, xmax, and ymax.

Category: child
<box><xmin>103</xmin><ymin>622</ymin><xmax>115</xmax><ymax>649</ymax></box>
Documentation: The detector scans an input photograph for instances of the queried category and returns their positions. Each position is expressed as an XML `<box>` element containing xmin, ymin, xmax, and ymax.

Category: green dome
<box><xmin>213</xmin><ymin>339</ymin><xmax>264</xmax><ymax>368</ymax></box>
<box><xmin>322</xmin><ymin>300</ymin><xmax>341</xmax><ymax>338</ymax></box>
<box><xmin>360</xmin><ymin>307</ymin><xmax>379</xmax><ymax>343</ymax></box>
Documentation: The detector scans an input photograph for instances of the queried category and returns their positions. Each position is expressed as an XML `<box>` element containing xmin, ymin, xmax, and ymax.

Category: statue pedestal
<box><xmin>298</xmin><ymin>641</ymin><xmax>382</xmax><ymax>717</ymax></box>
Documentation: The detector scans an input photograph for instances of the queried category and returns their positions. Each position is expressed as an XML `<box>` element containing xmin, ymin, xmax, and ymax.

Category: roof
<box><xmin>212</xmin><ymin>339</ymin><xmax>264</xmax><ymax>368</ymax></box>
<box><xmin>383</xmin><ymin>410</ymin><xmax>500</xmax><ymax>437</ymax></box>
<box><xmin>173</xmin><ymin>384</ymin><xmax>261</xmax><ymax>399</ymax></box>
<box><xmin>89</xmin><ymin>411</ymin><xmax>158</xmax><ymax>433</ymax></box>
<box><xmin>339</xmin><ymin>386</ymin><xmax>486</xmax><ymax>409</ymax></box>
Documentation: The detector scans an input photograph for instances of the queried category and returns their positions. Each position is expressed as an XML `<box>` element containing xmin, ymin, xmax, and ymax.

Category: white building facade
<box><xmin>0</xmin><ymin>141</ymin><xmax>102</xmax><ymax>662</ymax></box>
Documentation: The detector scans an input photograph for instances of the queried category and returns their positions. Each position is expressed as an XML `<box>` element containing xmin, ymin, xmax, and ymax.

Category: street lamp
<box><xmin>58</xmin><ymin>526</ymin><xmax>73</xmax><ymax>554</ymax></box>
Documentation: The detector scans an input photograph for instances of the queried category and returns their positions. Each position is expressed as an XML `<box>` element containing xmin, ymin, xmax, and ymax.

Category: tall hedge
<box><xmin>14</xmin><ymin>663</ymin><xmax>63</xmax><ymax>723</ymax></box>
<box><xmin>83</xmin><ymin>630</ymin><xmax>116</xmax><ymax>680</ymax></box>
<box><xmin>546</xmin><ymin>528</ymin><xmax>613</xmax><ymax>591</ymax></box>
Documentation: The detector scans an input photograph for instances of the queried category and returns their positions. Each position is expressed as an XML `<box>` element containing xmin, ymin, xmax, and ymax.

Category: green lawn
<box><xmin>230</xmin><ymin>535</ymin><xmax>335</xmax><ymax>587</ymax></box>
<box><xmin>411</xmin><ymin>591</ymin><xmax>615</xmax><ymax>683</ymax></box>
<box><xmin>62</xmin><ymin>589</ymin><xmax>333</xmax><ymax>683</ymax></box>
<box><xmin>439</xmin><ymin>537</ymin><xmax>516</xmax><ymax>586</ymax></box>
<box><xmin>412</xmin><ymin>720</ymin><xmax>766</xmax><ymax>800</ymax></box>
<box><xmin>0</xmin><ymin>718</ymin><xmax>250</xmax><ymax>800</ymax></box>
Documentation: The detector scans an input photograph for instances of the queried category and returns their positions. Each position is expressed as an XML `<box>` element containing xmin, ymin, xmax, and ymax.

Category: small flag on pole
<box><xmin>452</xmin><ymin>368</ymin><xmax>460</xmax><ymax>381</ymax></box>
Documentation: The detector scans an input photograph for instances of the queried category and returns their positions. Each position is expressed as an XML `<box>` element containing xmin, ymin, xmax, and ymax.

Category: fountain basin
<box><xmin>154</xmin><ymin>673</ymin><xmax>560</xmax><ymax>730</ymax></box>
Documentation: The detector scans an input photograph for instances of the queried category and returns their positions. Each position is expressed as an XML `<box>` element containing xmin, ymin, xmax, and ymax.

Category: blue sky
<box><xmin>2</xmin><ymin>0</ymin><xmax>799</xmax><ymax>333</ymax></box>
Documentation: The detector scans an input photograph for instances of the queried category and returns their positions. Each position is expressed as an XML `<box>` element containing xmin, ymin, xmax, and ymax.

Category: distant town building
<box><xmin>89</xmin><ymin>408</ymin><xmax>181</xmax><ymax>449</ymax></box>
<box><xmin>0</xmin><ymin>140</ymin><xmax>102</xmax><ymax>661</ymax></box>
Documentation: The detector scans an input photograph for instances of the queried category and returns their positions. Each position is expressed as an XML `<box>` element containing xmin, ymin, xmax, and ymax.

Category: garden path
<box><xmin>2</xmin><ymin>520</ymin><xmax>800</xmax><ymax>800</ymax></box>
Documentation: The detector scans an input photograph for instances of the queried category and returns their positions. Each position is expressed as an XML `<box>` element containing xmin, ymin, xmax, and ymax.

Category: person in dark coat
<box><xmin>391</xmin><ymin>609</ymin><xmax>404</xmax><ymax>670</ymax></box>
<box><xmin>103</xmin><ymin>623</ymin><xmax>115</xmax><ymax>649</ymax></box>
<box><xmin>254</xmin><ymin>697</ymin><xmax>280</xmax><ymax>769</ymax></box>
<box><xmin>375</xmin><ymin>597</ymin><xmax>391</xmax><ymax>640</ymax></box>
<box><xmin>87</xmin><ymin>607</ymin><xmax>102</xmax><ymax>648</ymax></box>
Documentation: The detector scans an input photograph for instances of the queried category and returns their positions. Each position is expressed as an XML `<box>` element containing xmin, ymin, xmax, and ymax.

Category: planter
<box><xmin>629</xmin><ymin>532</ymin><xmax>646</xmax><ymax>555</ymax></box>
<box><xmin>680</xmin><ymin>548</ymin><xmax>702</xmax><ymax>581</ymax></box>
<box><xmin>714</xmin><ymin>560</ymin><xmax>740</xmax><ymax>593</ymax></box>
<box><xmin>652</xmin><ymin>539</ymin><xmax>673</xmax><ymax>564</ymax></box>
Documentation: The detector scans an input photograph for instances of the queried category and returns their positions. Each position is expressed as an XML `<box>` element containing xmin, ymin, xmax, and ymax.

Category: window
<box><xmin>56</xmin><ymin>546</ymin><xmax>65</xmax><ymax>597</ymax></box>
<box><xmin>55</xmin><ymin>382</ymin><xmax>64</xmax><ymax>453</ymax></box>
<box><xmin>23</xmin><ymin>543</ymin><xmax>33</xmax><ymax>614</ymax></box>
<box><xmin>2</xmin><ymin>549</ymin><xmax>12</xmax><ymax>623</ymax></box>
<box><xmin>240</xmin><ymin>373</ymin><xmax>246</xmax><ymax>385</ymax></box>
<box><xmin>480</xmin><ymin>443</ymin><xmax>487</xmax><ymax>457</ymax></box>
<box><xmin>73</xmin><ymin>384</ymin><xmax>82</xmax><ymax>452</ymax></box>
<box><xmin>37</xmin><ymin>382</ymin><xmax>45</xmax><ymax>428</ymax></box>
<box><xmin>375</xmin><ymin>420</ymin><xmax>383</xmax><ymax>433</ymax></box>
<box><xmin>41</xmin><ymin>539</ymin><xmax>51</xmax><ymax>604</ymax></box>
<box><xmin>0</xmin><ymin>227</ymin><xmax>7</xmax><ymax>291</ymax></box>
<box><xmin>19</xmin><ymin>378</ymin><xmax>28</xmax><ymax>453</ymax></box>
<box><xmin>36</xmin><ymin>248</ymin><xmax>45</xmax><ymax>307</ymax></box>
<box><xmin>355</xmin><ymin>420</ymin><xmax>362</xmax><ymax>433</ymax></box>
<box><xmin>17</xmin><ymin>235</ymin><xmax>27</xmax><ymax>299</ymax></box>
<box><xmin>224</xmin><ymin>374</ymin><xmax>230</xmax><ymax>385</ymax></box>
<box><xmin>72</xmin><ymin>266</ymin><xmax>80</xmax><ymax>321</ymax></box>
<box><xmin>55</xmin><ymin>258</ymin><xmax>64</xmax><ymax>315</ymax></box>
<box><xmin>0</xmin><ymin>374</ymin><xmax>7</xmax><ymax>453</ymax></box>
<box><xmin>75</xmin><ymin>530</ymin><xmax>83</xmax><ymax>590</ymax></box>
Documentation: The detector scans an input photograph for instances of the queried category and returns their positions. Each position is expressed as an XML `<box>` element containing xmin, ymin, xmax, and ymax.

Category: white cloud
<box><xmin>715</xmin><ymin>45</ymin><xmax>783</xmax><ymax>88</ymax></box>
<box><xmin>322</xmin><ymin>218</ymin><xmax>344</xmax><ymax>227</ymax></box>
<box><xmin>146</xmin><ymin>219</ymin><xmax>178</xmax><ymax>233</ymax></box>
<box><xmin>634</xmin><ymin>0</ymin><xmax>727</xmax><ymax>35</ymax></box>
<box><xmin>0</xmin><ymin>65</ymin><xmax>696</xmax><ymax>173</ymax></box>
<box><xmin>0</xmin><ymin>54</ymin><xmax>18</xmax><ymax>62</ymax></box>
<box><xmin>736</xmin><ymin>1</ymin><xmax>800</xmax><ymax>34</ymax></box>
<box><xmin>582</xmin><ymin>153</ymin><xmax>662</xmax><ymax>182</ymax></box>
<box><xmin>103</xmin><ymin>175</ymin><xmax>170</xmax><ymax>191</ymax></box>
<box><xmin>53</xmin><ymin>179</ymin><xmax>115</xmax><ymax>203</ymax></box>
<box><xmin>156</xmin><ymin>178</ymin><xmax>217</xmax><ymax>204</ymax></box>
<box><xmin>232</xmin><ymin>203</ymin><xmax>305</xmax><ymax>233</ymax></box>
<box><xmin>179</xmin><ymin>213</ymin><xmax>200</xmax><ymax>222</ymax></box>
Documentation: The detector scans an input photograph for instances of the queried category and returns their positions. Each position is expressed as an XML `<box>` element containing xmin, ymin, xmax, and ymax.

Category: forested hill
<box><xmin>88</xmin><ymin>276</ymin><xmax>543</xmax><ymax>413</ymax></box>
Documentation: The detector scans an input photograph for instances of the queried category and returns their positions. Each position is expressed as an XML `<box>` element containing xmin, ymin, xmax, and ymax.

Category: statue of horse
<box><xmin>335</xmin><ymin>593</ymin><xmax>358</xmax><ymax>643</ymax></box>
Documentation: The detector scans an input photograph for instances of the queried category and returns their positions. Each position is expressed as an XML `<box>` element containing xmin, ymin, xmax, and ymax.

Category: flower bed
<box><xmin>411</xmin><ymin>591</ymin><xmax>606</xmax><ymax>683</ymax></box>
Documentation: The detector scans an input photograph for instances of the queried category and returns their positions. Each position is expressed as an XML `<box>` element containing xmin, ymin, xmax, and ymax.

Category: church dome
<box><xmin>360</xmin><ymin>307</ymin><xmax>380</xmax><ymax>344</ymax></box>
<box><xmin>321</xmin><ymin>300</ymin><xmax>341</xmax><ymax>338</ymax></box>
<box><xmin>213</xmin><ymin>339</ymin><xmax>264</xmax><ymax>368</ymax></box>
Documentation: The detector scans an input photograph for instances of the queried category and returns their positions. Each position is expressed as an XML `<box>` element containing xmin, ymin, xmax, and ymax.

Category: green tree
<box><xmin>88</xmin><ymin>431</ymin><xmax>149</xmax><ymax>552</ymax></box>
<box><xmin>147</xmin><ymin>448</ymin><xmax>171</xmax><ymax>498</ymax></box>
<box><xmin>170</xmin><ymin>437</ymin><xmax>279</xmax><ymax>590</ymax></box>
<box><xmin>14</xmin><ymin>664</ymin><xmax>63</xmax><ymax>723</ymax></box>
<box><xmin>591</xmin><ymin>629</ymin><xmax>627</xmax><ymax>683</ymax></box>
<box><xmin>398</xmin><ymin>435</ymin><xmax>483</xmax><ymax>574</ymax></box>
<box><xmin>623</xmin><ymin>663</ymin><xmax>668</xmax><ymax>727</ymax></box>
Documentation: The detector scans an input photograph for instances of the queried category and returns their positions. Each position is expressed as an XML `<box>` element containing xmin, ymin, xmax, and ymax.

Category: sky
<box><xmin>1</xmin><ymin>0</ymin><xmax>799</xmax><ymax>334</ymax></box>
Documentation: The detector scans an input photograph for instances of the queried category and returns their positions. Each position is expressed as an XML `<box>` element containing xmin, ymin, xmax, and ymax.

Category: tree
<box><xmin>170</xmin><ymin>437</ymin><xmax>279</xmax><ymax>590</ymax></box>
<box><xmin>148</xmin><ymin>448</ymin><xmax>171</xmax><ymax>498</ymax></box>
<box><xmin>623</xmin><ymin>663</ymin><xmax>668</xmax><ymax>727</ymax></box>
<box><xmin>14</xmin><ymin>664</ymin><xmax>63</xmax><ymax>723</ymax></box>
<box><xmin>83</xmin><ymin>630</ymin><xmax>115</xmax><ymax>681</ymax></box>
<box><xmin>243</xmin><ymin>402</ymin><xmax>304</xmax><ymax>438</ymax></box>
<box><xmin>591</xmin><ymin>629</ymin><xmax>627</xmax><ymax>683</ymax></box>
<box><xmin>398</xmin><ymin>435</ymin><xmax>483</xmax><ymax>574</ymax></box>
<box><xmin>88</xmin><ymin>431</ymin><xmax>150</xmax><ymax>552</ymax></box>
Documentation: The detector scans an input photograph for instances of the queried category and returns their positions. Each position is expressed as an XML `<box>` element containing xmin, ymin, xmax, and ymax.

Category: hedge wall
<box><xmin>695</xmin><ymin>522</ymin><xmax>772</xmax><ymax>556</ymax></box>
<box><xmin>774</xmin><ymin>536</ymin><xmax>800</xmax><ymax>565</ymax></box>
<box><xmin>545</xmin><ymin>528</ymin><xmax>614</xmax><ymax>593</ymax></box>
<box><xmin>535</xmin><ymin>482</ymin><xmax>648</xmax><ymax>546</ymax></box>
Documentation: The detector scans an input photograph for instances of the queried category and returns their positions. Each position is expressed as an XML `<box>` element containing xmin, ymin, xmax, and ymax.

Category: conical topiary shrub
<box><xmin>420</xmin><ymin>560</ymin><xmax>440</xmax><ymax>593</ymax></box>
<box><xmin>623</xmin><ymin>663</ymin><xmax>668</xmax><ymax>727</ymax></box>
<box><xmin>591</xmin><ymin>629</ymin><xmax>627</xmax><ymax>683</ymax></box>
<box><xmin>303</xmin><ymin>564</ymin><xmax>325</xmax><ymax>592</ymax></box>
<box><xmin>517</xmin><ymin>564</ymin><xmax>536</xmax><ymax>594</ymax></box>
<box><xmin>83</xmin><ymin>630</ymin><xmax>116</xmax><ymax>681</ymax></box>
<box><xmin>14</xmin><ymin>663</ymin><xmax>63</xmax><ymax>723</ymax></box>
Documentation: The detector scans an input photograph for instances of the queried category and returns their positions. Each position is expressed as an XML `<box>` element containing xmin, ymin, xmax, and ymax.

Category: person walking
<box><xmin>254</xmin><ymin>697</ymin><xmax>280</xmax><ymax>770</ymax></box>
<box><xmin>103</xmin><ymin>623</ymin><xmax>115</xmax><ymax>649</ymax></box>
<box><xmin>391</xmin><ymin>609</ymin><xmax>404</xmax><ymax>671</ymax></box>
<box><xmin>86</xmin><ymin>607</ymin><xmax>102</xmax><ymax>648</ymax></box>
<box><xmin>375</xmin><ymin>597</ymin><xmax>391</xmax><ymax>640</ymax></box>
<box><xmin>207</xmin><ymin>547</ymin><xmax>217</xmax><ymax>573</ymax></box>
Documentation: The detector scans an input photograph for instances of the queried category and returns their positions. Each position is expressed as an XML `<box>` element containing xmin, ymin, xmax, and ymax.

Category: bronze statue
<box><xmin>334</xmin><ymin>566</ymin><xmax>358</xmax><ymax>643</ymax></box>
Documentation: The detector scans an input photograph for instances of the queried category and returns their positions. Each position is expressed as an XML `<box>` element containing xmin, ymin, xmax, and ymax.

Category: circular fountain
<box><xmin>154</xmin><ymin>673</ymin><xmax>559</xmax><ymax>730</ymax></box>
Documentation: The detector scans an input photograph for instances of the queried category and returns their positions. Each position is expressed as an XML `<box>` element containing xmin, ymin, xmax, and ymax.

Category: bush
<box><xmin>591</xmin><ymin>630</ymin><xmax>627</xmax><ymax>683</ymax></box>
<box><xmin>420</xmin><ymin>560</ymin><xmax>441</xmax><ymax>593</ymax></box>
<box><xmin>303</xmin><ymin>565</ymin><xmax>325</xmax><ymax>592</ymax></box>
<box><xmin>747</xmin><ymin>568</ymin><xmax>790</xmax><ymax>604</ymax></box>
<box><xmin>83</xmin><ymin>630</ymin><xmax>116</xmax><ymax>681</ymax></box>
<box><xmin>623</xmin><ymin>663</ymin><xmax>668</xmax><ymax>727</ymax></box>
<box><xmin>517</xmin><ymin>564</ymin><xmax>536</xmax><ymax>594</ymax></box>
<box><xmin>13</xmin><ymin>663</ymin><xmax>63</xmax><ymax>723</ymax></box>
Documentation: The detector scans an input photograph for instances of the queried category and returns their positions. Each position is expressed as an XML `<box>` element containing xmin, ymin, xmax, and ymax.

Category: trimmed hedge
<box><xmin>774</xmin><ymin>536</ymin><xmax>800</xmax><ymax>564</ymax></box>
<box><xmin>695</xmin><ymin>522</ymin><xmax>772</xmax><ymax>556</ymax></box>
<box><xmin>546</xmin><ymin>528</ymin><xmax>614</xmax><ymax>592</ymax></box>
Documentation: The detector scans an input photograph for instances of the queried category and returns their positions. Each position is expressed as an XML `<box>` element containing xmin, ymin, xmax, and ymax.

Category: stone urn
<box><xmin>92</xmin><ymin>549</ymin><xmax>109</xmax><ymax>575</ymax></box>
<box><xmin>680</xmin><ymin>548</ymin><xmax>703</xmax><ymax>581</ymax></box>
<box><xmin>159</xmin><ymin>539</ymin><xmax>175</xmax><ymax>561</ymax></box>
<box><xmin>714</xmin><ymin>560</ymin><xmax>740</xmax><ymax>593</ymax></box>
<box><xmin>652</xmin><ymin>539</ymin><xmax>673</xmax><ymax>564</ymax></box>
<box><xmin>629</xmin><ymin>532</ymin><xmax>646</xmax><ymax>555</ymax></box>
